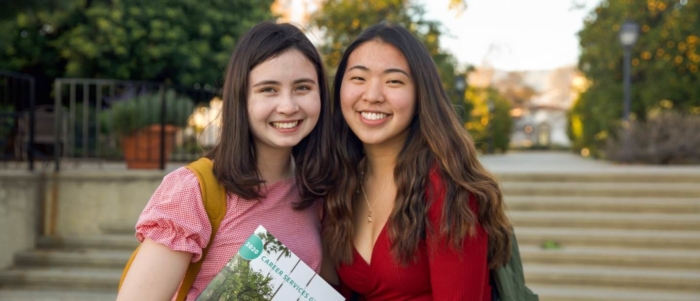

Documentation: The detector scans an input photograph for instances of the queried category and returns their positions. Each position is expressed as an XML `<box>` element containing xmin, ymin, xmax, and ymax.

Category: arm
<box><xmin>117</xmin><ymin>238</ymin><xmax>192</xmax><ymax>301</ymax></box>
<box><xmin>118</xmin><ymin>168</ymin><xmax>212</xmax><ymax>300</ymax></box>
<box><xmin>426</xmin><ymin>171</ymin><xmax>489</xmax><ymax>300</ymax></box>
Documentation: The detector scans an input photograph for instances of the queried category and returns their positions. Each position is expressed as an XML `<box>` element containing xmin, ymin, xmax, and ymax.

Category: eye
<box><xmin>349</xmin><ymin>76</ymin><xmax>365</xmax><ymax>81</ymax></box>
<box><xmin>296</xmin><ymin>85</ymin><xmax>312</xmax><ymax>91</ymax></box>
<box><xmin>387</xmin><ymin>79</ymin><xmax>404</xmax><ymax>84</ymax></box>
<box><xmin>259</xmin><ymin>87</ymin><xmax>276</xmax><ymax>93</ymax></box>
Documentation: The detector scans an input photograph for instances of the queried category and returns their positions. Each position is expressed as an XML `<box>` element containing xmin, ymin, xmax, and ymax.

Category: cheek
<box><xmin>302</xmin><ymin>92</ymin><xmax>322</xmax><ymax>118</ymax></box>
<box><xmin>339</xmin><ymin>84</ymin><xmax>360</xmax><ymax>111</ymax></box>
<box><xmin>391</xmin><ymin>90</ymin><xmax>417</xmax><ymax>114</ymax></box>
<box><xmin>247</xmin><ymin>97</ymin><xmax>271</xmax><ymax>122</ymax></box>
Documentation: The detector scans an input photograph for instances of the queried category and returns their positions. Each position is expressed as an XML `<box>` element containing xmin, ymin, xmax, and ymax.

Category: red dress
<box><xmin>337</xmin><ymin>170</ymin><xmax>491</xmax><ymax>301</ymax></box>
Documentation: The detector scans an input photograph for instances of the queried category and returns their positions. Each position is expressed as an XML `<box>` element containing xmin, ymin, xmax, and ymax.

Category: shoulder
<box><xmin>160</xmin><ymin>166</ymin><xmax>200</xmax><ymax>190</ymax></box>
<box><xmin>425</xmin><ymin>166</ymin><xmax>478</xmax><ymax>222</ymax></box>
<box><xmin>138</xmin><ymin>167</ymin><xmax>205</xmax><ymax>222</ymax></box>
<box><xmin>150</xmin><ymin>166</ymin><xmax>208</xmax><ymax>203</ymax></box>
<box><xmin>136</xmin><ymin>166</ymin><xmax>212</xmax><ymax>260</ymax></box>
<box><xmin>425</xmin><ymin>166</ymin><xmax>446</xmax><ymax>223</ymax></box>
<box><xmin>426</xmin><ymin>165</ymin><xmax>447</xmax><ymax>204</ymax></box>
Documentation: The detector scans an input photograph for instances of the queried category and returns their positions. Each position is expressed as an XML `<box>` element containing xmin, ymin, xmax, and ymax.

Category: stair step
<box><xmin>501</xmin><ymin>182</ymin><xmax>700</xmax><ymax>198</ymax></box>
<box><xmin>0</xmin><ymin>288</ymin><xmax>116</xmax><ymax>301</ymax></box>
<box><xmin>515</xmin><ymin>227</ymin><xmax>700</xmax><ymax>249</ymax></box>
<box><xmin>524</xmin><ymin>264</ymin><xmax>700</xmax><ymax>291</ymax></box>
<box><xmin>510</xmin><ymin>211</ymin><xmax>700</xmax><ymax>231</ymax></box>
<box><xmin>0</xmin><ymin>267</ymin><xmax>121</xmax><ymax>291</ymax></box>
<box><xmin>15</xmin><ymin>249</ymin><xmax>131</xmax><ymax>269</ymax></box>
<box><xmin>531</xmin><ymin>284</ymin><xmax>700</xmax><ymax>301</ymax></box>
<box><xmin>495</xmin><ymin>172</ymin><xmax>700</xmax><ymax>183</ymax></box>
<box><xmin>504</xmin><ymin>196</ymin><xmax>700</xmax><ymax>213</ymax></box>
<box><xmin>37</xmin><ymin>235</ymin><xmax>138</xmax><ymax>250</ymax></box>
<box><xmin>520</xmin><ymin>245</ymin><xmax>700</xmax><ymax>269</ymax></box>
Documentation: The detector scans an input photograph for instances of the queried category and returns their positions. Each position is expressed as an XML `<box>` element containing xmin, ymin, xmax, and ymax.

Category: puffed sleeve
<box><xmin>135</xmin><ymin>167</ymin><xmax>212</xmax><ymax>262</ymax></box>
<box><xmin>426</xmin><ymin>169</ymin><xmax>490</xmax><ymax>300</ymax></box>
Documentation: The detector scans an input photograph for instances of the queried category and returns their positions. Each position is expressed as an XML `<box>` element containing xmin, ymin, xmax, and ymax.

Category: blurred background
<box><xmin>0</xmin><ymin>1</ymin><xmax>699</xmax><ymax>301</ymax></box>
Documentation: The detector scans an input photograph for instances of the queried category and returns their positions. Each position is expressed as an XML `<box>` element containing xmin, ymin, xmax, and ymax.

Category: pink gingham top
<box><xmin>135</xmin><ymin>167</ymin><xmax>322</xmax><ymax>301</ymax></box>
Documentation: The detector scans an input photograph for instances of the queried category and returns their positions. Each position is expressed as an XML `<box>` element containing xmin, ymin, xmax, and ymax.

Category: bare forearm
<box><xmin>117</xmin><ymin>238</ymin><xmax>193</xmax><ymax>301</ymax></box>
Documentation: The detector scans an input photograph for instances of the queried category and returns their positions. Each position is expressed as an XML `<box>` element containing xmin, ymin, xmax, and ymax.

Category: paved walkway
<box><xmin>479</xmin><ymin>151</ymin><xmax>700</xmax><ymax>174</ymax></box>
<box><xmin>3</xmin><ymin>151</ymin><xmax>700</xmax><ymax>175</ymax></box>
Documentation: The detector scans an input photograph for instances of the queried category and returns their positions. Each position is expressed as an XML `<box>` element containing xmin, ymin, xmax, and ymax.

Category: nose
<box><xmin>276</xmin><ymin>92</ymin><xmax>299</xmax><ymax>115</ymax></box>
<box><xmin>362</xmin><ymin>79</ymin><xmax>385</xmax><ymax>103</ymax></box>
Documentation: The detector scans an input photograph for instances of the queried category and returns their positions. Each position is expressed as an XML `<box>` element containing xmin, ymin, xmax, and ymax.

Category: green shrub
<box><xmin>605</xmin><ymin>111</ymin><xmax>700</xmax><ymax>164</ymax></box>
<box><xmin>101</xmin><ymin>90</ymin><xmax>194</xmax><ymax>136</ymax></box>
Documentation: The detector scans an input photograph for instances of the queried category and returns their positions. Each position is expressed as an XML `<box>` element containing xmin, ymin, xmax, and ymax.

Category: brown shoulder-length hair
<box><xmin>323</xmin><ymin>23</ymin><xmax>512</xmax><ymax>269</ymax></box>
<box><xmin>207</xmin><ymin>21</ymin><xmax>335</xmax><ymax>209</ymax></box>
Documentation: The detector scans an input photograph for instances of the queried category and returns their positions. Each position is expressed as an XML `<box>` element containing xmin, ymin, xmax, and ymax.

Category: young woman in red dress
<box><xmin>322</xmin><ymin>23</ymin><xmax>513</xmax><ymax>301</ymax></box>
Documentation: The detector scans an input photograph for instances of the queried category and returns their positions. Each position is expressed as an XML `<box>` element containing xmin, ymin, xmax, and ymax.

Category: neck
<box><xmin>363</xmin><ymin>139</ymin><xmax>403</xmax><ymax>179</ymax></box>
<box><xmin>256</xmin><ymin>145</ymin><xmax>294</xmax><ymax>184</ymax></box>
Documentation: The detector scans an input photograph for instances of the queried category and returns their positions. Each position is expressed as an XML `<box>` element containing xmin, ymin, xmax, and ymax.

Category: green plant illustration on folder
<box><xmin>195</xmin><ymin>254</ymin><xmax>274</xmax><ymax>301</ymax></box>
<box><xmin>196</xmin><ymin>226</ymin><xmax>343</xmax><ymax>301</ymax></box>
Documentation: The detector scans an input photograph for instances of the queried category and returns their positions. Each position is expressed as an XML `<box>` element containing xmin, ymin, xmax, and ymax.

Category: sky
<box><xmin>422</xmin><ymin>0</ymin><xmax>603</xmax><ymax>71</ymax></box>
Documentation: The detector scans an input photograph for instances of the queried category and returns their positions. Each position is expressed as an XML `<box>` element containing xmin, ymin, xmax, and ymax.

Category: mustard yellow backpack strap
<box><xmin>176</xmin><ymin>157</ymin><xmax>227</xmax><ymax>300</ymax></box>
<box><xmin>118</xmin><ymin>245</ymin><xmax>141</xmax><ymax>290</ymax></box>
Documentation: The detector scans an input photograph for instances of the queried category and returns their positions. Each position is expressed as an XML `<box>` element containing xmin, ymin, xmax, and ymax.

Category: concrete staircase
<box><xmin>500</xmin><ymin>172</ymin><xmax>700</xmax><ymax>301</ymax></box>
<box><xmin>0</xmin><ymin>231</ymin><xmax>135</xmax><ymax>300</ymax></box>
<box><xmin>1</xmin><ymin>167</ymin><xmax>699</xmax><ymax>300</ymax></box>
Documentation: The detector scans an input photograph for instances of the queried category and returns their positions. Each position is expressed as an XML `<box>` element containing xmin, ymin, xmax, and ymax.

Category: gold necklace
<box><xmin>360</xmin><ymin>171</ymin><xmax>391</xmax><ymax>223</ymax></box>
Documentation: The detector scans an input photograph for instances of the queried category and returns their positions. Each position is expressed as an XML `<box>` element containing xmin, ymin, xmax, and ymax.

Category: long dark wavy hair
<box><xmin>323</xmin><ymin>23</ymin><xmax>512</xmax><ymax>268</ymax></box>
<box><xmin>207</xmin><ymin>21</ymin><xmax>335</xmax><ymax>209</ymax></box>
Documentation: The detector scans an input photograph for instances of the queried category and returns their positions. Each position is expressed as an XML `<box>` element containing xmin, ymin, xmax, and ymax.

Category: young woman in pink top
<box><xmin>117</xmin><ymin>22</ymin><xmax>334</xmax><ymax>301</ymax></box>
<box><xmin>322</xmin><ymin>24</ymin><xmax>513</xmax><ymax>300</ymax></box>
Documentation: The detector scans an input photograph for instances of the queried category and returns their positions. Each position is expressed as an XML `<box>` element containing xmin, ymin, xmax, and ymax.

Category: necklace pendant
<box><xmin>368</xmin><ymin>211</ymin><xmax>373</xmax><ymax>223</ymax></box>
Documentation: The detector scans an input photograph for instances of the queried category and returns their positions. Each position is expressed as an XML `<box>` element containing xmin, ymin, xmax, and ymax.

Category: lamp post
<box><xmin>619</xmin><ymin>20</ymin><xmax>639</xmax><ymax>122</ymax></box>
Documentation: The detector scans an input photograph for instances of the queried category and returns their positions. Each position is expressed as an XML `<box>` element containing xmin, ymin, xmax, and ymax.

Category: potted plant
<box><xmin>102</xmin><ymin>89</ymin><xmax>194</xmax><ymax>169</ymax></box>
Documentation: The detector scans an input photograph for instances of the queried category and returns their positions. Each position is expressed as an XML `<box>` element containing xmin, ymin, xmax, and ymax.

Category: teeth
<box><xmin>272</xmin><ymin>121</ymin><xmax>299</xmax><ymax>129</ymax></box>
<box><xmin>361</xmin><ymin>112</ymin><xmax>388</xmax><ymax>121</ymax></box>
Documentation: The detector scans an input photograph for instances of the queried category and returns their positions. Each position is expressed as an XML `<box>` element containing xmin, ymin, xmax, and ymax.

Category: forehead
<box><xmin>346</xmin><ymin>40</ymin><xmax>410</xmax><ymax>73</ymax></box>
<box><xmin>250</xmin><ymin>49</ymin><xmax>317</xmax><ymax>81</ymax></box>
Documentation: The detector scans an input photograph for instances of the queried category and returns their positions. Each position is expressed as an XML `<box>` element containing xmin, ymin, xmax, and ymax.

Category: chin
<box><xmin>356</xmin><ymin>136</ymin><xmax>385</xmax><ymax>145</ymax></box>
<box><xmin>274</xmin><ymin>139</ymin><xmax>305</xmax><ymax>148</ymax></box>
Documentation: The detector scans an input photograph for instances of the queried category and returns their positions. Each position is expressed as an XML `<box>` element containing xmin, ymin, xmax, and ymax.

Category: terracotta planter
<box><xmin>120</xmin><ymin>124</ymin><xmax>177</xmax><ymax>169</ymax></box>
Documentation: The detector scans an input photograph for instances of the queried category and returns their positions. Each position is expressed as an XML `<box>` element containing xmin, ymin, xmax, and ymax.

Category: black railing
<box><xmin>0</xmin><ymin>71</ymin><xmax>37</xmax><ymax>170</ymax></box>
<box><xmin>52</xmin><ymin>78</ymin><xmax>219</xmax><ymax>170</ymax></box>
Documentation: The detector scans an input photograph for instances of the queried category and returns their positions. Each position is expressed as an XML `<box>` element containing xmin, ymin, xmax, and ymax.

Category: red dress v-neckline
<box><xmin>353</xmin><ymin>222</ymin><xmax>389</xmax><ymax>266</ymax></box>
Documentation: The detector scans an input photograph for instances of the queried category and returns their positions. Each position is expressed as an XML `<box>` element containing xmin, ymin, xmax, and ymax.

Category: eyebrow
<box><xmin>347</xmin><ymin>65</ymin><xmax>410</xmax><ymax>77</ymax></box>
<box><xmin>251</xmin><ymin>78</ymin><xmax>317</xmax><ymax>87</ymax></box>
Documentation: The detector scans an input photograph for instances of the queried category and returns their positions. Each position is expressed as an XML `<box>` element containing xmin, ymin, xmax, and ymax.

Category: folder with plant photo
<box><xmin>195</xmin><ymin>225</ymin><xmax>343</xmax><ymax>301</ymax></box>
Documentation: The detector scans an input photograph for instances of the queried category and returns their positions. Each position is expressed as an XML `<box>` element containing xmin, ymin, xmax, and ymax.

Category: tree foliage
<box><xmin>311</xmin><ymin>0</ymin><xmax>470</xmax><ymax>121</ymax></box>
<box><xmin>0</xmin><ymin>0</ymin><xmax>274</xmax><ymax>86</ymax></box>
<box><xmin>465</xmin><ymin>86</ymin><xmax>512</xmax><ymax>153</ymax></box>
<box><xmin>569</xmin><ymin>0</ymin><xmax>700</xmax><ymax>155</ymax></box>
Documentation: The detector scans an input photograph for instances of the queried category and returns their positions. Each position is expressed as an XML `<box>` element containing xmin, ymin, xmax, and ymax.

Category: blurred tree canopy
<box><xmin>492</xmin><ymin>71</ymin><xmax>537</xmax><ymax>111</ymax></box>
<box><xmin>311</xmin><ymin>0</ymin><xmax>472</xmax><ymax>122</ymax></box>
<box><xmin>569</xmin><ymin>0</ymin><xmax>700</xmax><ymax>156</ymax></box>
<box><xmin>0</xmin><ymin>0</ymin><xmax>274</xmax><ymax>87</ymax></box>
<box><xmin>465</xmin><ymin>86</ymin><xmax>512</xmax><ymax>153</ymax></box>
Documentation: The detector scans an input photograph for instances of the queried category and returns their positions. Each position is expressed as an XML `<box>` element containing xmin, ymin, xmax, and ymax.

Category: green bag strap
<box><xmin>176</xmin><ymin>157</ymin><xmax>227</xmax><ymax>301</ymax></box>
<box><xmin>492</xmin><ymin>229</ymin><xmax>539</xmax><ymax>301</ymax></box>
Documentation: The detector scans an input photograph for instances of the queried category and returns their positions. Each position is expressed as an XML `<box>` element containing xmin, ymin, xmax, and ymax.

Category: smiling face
<box><xmin>340</xmin><ymin>40</ymin><xmax>416</xmax><ymax>149</ymax></box>
<box><xmin>247</xmin><ymin>49</ymin><xmax>321</xmax><ymax>152</ymax></box>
